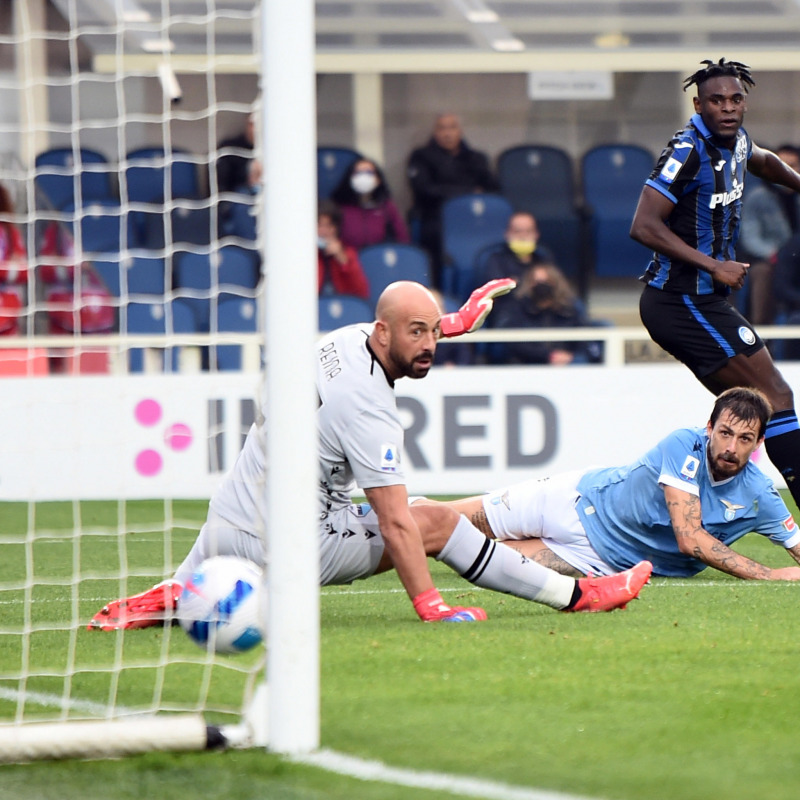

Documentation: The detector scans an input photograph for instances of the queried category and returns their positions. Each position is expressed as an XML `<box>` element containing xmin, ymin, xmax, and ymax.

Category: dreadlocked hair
<box><xmin>683</xmin><ymin>58</ymin><xmax>756</xmax><ymax>93</ymax></box>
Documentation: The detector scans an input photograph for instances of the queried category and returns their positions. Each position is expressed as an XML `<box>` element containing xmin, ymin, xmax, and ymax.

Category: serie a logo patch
<box><xmin>380</xmin><ymin>443</ymin><xmax>399</xmax><ymax>472</ymax></box>
<box><xmin>680</xmin><ymin>455</ymin><xmax>700</xmax><ymax>479</ymax></box>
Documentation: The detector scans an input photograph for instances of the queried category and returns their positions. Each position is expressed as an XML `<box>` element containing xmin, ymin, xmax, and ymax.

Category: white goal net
<box><xmin>0</xmin><ymin>0</ymin><xmax>319</xmax><ymax>762</ymax></box>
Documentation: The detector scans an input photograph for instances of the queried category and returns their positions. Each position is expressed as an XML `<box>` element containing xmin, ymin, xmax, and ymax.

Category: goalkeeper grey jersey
<box><xmin>317</xmin><ymin>322</ymin><xmax>406</xmax><ymax>520</ymax></box>
<box><xmin>208</xmin><ymin>322</ymin><xmax>405</xmax><ymax>532</ymax></box>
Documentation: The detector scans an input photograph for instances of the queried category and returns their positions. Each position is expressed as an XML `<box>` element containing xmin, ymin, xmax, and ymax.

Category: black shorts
<box><xmin>639</xmin><ymin>285</ymin><xmax>764</xmax><ymax>379</ymax></box>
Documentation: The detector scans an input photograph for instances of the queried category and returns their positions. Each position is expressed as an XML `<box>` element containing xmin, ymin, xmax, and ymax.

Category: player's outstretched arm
<box><xmin>664</xmin><ymin>485</ymin><xmax>800</xmax><ymax>580</ymax></box>
<box><xmin>439</xmin><ymin>278</ymin><xmax>516</xmax><ymax>338</ymax></box>
<box><xmin>365</xmin><ymin>484</ymin><xmax>487</xmax><ymax>621</ymax></box>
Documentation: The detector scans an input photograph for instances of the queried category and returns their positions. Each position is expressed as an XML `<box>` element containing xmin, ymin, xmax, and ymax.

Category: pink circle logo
<box><xmin>135</xmin><ymin>449</ymin><xmax>163</xmax><ymax>477</ymax></box>
<box><xmin>134</xmin><ymin>398</ymin><xmax>162</xmax><ymax>426</ymax></box>
<box><xmin>165</xmin><ymin>423</ymin><xmax>193</xmax><ymax>451</ymax></box>
<box><xmin>133</xmin><ymin>398</ymin><xmax>193</xmax><ymax>477</ymax></box>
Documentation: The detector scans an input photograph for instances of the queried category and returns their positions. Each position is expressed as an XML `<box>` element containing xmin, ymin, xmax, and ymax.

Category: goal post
<box><xmin>0</xmin><ymin>0</ymin><xmax>319</xmax><ymax>760</ymax></box>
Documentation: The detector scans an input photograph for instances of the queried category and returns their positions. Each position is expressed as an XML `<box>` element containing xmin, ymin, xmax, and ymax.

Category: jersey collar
<box><xmin>364</xmin><ymin>335</ymin><xmax>395</xmax><ymax>388</ymax></box>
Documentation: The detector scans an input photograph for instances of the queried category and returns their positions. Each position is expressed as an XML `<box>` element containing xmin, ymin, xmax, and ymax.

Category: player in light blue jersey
<box><xmin>439</xmin><ymin>388</ymin><xmax>800</xmax><ymax>580</ymax></box>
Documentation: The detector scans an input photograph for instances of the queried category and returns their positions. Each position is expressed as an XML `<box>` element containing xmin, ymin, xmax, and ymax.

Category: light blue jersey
<box><xmin>576</xmin><ymin>427</ymin><xmax>800</xmax><ymax>577</ymax></box>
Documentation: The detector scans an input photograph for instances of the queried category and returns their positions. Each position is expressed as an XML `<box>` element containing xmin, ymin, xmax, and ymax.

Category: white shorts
<box><xmin>481</xmin><ymin>470</ymin><xmax>615</xmax><ymax>576</ymax></box>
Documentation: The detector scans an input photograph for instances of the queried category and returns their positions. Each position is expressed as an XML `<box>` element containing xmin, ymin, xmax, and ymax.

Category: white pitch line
<box><xmin>0</xmin><ymin>687</ymin><xmax>137</xmax><ymax>719</ymax></box>
<box><xmin>292</xmin><ymin>748</ymin><xmax>602</xmax><ymax>800</ymax></box>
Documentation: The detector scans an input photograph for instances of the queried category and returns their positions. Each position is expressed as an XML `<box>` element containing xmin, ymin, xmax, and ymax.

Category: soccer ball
<box><xmin>177</xmin><ymin>556</ymin><xmax>265</xmax><ymax>654</ymax></box>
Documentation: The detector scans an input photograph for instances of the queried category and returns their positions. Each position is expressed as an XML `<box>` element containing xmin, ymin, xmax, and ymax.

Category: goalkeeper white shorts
<box><xmin>481</xmin><ymin>469</ymin><xmax>614</xmax><ymax>576</ymax></box>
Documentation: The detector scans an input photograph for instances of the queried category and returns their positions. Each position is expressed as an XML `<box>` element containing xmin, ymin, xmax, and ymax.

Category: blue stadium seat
<box><xmin>441</xmin><ymin>193</ymin><xmax>513</xmax><ymax>300</ymax></box>
<box><xmin>359</xmin><ymin>243</ymin><xmax>431</xmax><ymax>311</ymax></box>
<box><xmin>581</xmin><ymin>144</ymin><xmax>655</xmax><ymax>278</ymax></box>
<box><xmin>64</xmin><ymin>199</ymin><xmax>124</xmax><ymax>256</ymax></box>
<box><xmin>496</xmin><ymin>144</ymin><xmax>583</xmax><ymax>279</ymax></box>
<box><xmin>213</xmin><ymin>296</ymin><xmax>260</xmax><ymax>371</ymax></box>
<box><xmin>219</xmin><ymin>196</ymin><xmax>258</xmax><ymax>242</ymax></box>
<box><xmin>174</xmin><ymin>247</ymin><xmax>260</xmax><ymax>332</ymax></box>
<box><xmin>124</xmin><ymin>147</ymin><xmax>200</xmax><ymax>203</ymax></box>
<box><xmin>134</xmin><ymin>204</ymin><xmax>215</xmax><ymax>250</ymax></box>
<box><xmin>91</xmin><ymin>259</ymin><xmax>122</xmax><ymax>297</ymax></box>
<box><xmin>34</xmin><ymin>147</ymin><xmax>114</xmax><ymax>210</ymax></box>
<box><xmin>318</xmin><ymin>295</ymin><xmax>373</xmax><ymax>331</ymax></box>
<box><xmin>317</xmin><ymin>146</ymin><xmax>361</xmax><ymax>200</ymax></box>
<box><xmin>124</xmin><ymin>256</ymin><xmax>167</xmax><ymax>296</ymax></box>
<box><xmin>124</xmin><ymin>299</ymin><xmax>196</xmax><ymax>372</ymax></box>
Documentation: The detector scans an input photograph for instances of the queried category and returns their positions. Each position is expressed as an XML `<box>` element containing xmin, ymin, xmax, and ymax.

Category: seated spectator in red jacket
<box><xmin>329</xmin><ymin>158</ymin><xmax>410</xmax><ymax>250</ymax></box>
<box><xmin>0</xmin><ymin>182</ymin><xmax>27</xmax><ymax>285</ymax></box>
<box><xmin>317</xmin><ymin>202</ymin><xmax>370</xmax><ymax>299</ymax></box>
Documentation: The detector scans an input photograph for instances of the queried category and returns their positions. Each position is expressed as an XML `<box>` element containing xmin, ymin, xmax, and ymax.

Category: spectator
<box><xmin>482</xmin><ymin>210</ymin><xmax>555</xmax><ymax>284</ymax></box>
<box><xmin>317</xmin><ymin>201</ymin><xmax>370</xmax><ymax>299</ymax></box>
<box><xmin>487</xmin><ymin>261</ymin><xmax>598</xmax><ymax>366</ymax></box>
<box><xmin>329</xmin><ymin>158</ymin><xmax>410</xmax><ymax>250</ymax></box>
<box><xmin>738</xmin><ymin>144</ymin><xmax>800</xmax><ymax>323</ymax></box>
<box><xmin>772</xmin><ymin>232</ymin><xmax>800</xmax><ymax>358</ymax></box>
<box><xmin>216</xmin><ymin>112</ymin><xmax>255</xmax><ymax>194</ymax></box>
<box><xmin>0</xmin><ymin>182</ymin><xmax>27</xmax><ymax>286</ymax></box>
<box><xmin>407</xmin><ymin>113</ymin><xmax>498</xmax><ymax>283</ymax></box>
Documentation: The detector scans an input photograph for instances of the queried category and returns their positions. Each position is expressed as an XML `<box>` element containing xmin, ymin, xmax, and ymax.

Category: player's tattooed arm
<box><xmin>664</xmin><ymin>485</ymin><xmax>774</xmax><ymax>580</ymax></box>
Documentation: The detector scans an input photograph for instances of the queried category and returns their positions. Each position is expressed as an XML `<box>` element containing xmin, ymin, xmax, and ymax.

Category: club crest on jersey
<box><xmin>659</xmin><ymin>156</ymin><xmax>683</xmax><ymax>183</ymax></box>
<box><xmin>738</xmin><ymin>326</ymin><xmax>756</xmax><ymax>345</ymax></box>
<box><xmin>735</xmin><ymin>135</ymin><xmax>748</xmax><ymax>163</ymax></box>
<box><xmin>681</xmin><ymin>455</ymin><xmax>700</xmax><ymax>480</ymax></box>
<box><xmin>720</xmin><ymin>499</ymin><xmax>745</xmax><ymax>522</ymax></box>
<box><xmin>380</xmin><ymin>443</ymin><xmax>399</xmax><ymax>472</ymax></box>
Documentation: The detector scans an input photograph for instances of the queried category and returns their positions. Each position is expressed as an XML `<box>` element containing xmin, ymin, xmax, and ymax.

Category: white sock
<box><xmin>437</xmin><ymin>515</ymin><xmax>576</xmax><ymax>609</ymax></box>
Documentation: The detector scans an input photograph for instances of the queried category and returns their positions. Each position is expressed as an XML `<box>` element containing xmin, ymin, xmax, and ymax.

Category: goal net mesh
<box><xmin>0</xmin><ymin>0</ymin><xmax>268</xmax><ymax>758</ymax></box>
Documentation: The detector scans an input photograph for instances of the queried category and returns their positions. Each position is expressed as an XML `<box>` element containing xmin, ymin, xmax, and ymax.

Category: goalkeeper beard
<box><xmin>388</xmin><ymin>344</ymin><xmax>436</xmax><ymax>379</ymax></box>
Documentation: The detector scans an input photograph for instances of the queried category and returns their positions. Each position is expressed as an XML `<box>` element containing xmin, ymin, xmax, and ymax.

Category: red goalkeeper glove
<box><xmin>439</xmin><ymin>278</ymin><xmax>516</xmax><ymax>338</ymax></box>
<box><xmin>412</xmin><ymin>588</ymin><xmax>487</xmax><ymax>622</ymax></box>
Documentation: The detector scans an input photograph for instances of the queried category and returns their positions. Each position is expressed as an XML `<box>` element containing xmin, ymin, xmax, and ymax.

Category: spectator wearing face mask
<box><xmin>483</xmin><ymin>211</ymin><xmax>554</xmax><ymax>285</ymax></box>
<box><xmin>487</xmin><ymin>261</ymin><xmax>597</xmax><ymax>366</ymax></box>
<box><xmin>329</xmin><ymin>158</ymin><xmax>410</xmax><ymax>250</ymax></box>
<box><xmin>317</xmin><ymin>201</ymin><xmax>370</xmax><ymax>299</ymax></box>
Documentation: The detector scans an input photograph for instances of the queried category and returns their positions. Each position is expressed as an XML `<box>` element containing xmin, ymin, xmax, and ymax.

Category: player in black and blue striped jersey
<box><xmin>631</xmin><ymin>58</ymin><xmax>800</xmax><ymax>512</ymax></box>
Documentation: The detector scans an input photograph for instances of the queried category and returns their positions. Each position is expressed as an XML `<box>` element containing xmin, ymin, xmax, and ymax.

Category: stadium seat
<box><xmin>133</xmin><ymin>204</ymin><xmax>214</xmax><ymax>251</ymax></box>
<box><xmin>170</xmin><ymin>205</ymin><xmax>213</xmax><ymax>247</ymax></box>
<box><xmin>124</xmin><ymin>255</ymin><xmax>167</xmax><ymax>296</ymax></box>
<box><xmin>174</xmin><ymin>247</ymin><xmax>260</xmax><ymax>332</ymax></box>
<box><xmin>496</xmin><ymin>144</ymin><xmax>584</xmax><ymax>279</ymax></box>
<box><xmin>91</xmin><ymin>259</ymin><xmax>122</xmax><ymax>297</ymax></box>
<box><xmin>213</xmin><ymin>295</ymin><xmax>260</xmax><ymax>371</ymax></box>
<box><xmin>441</xmin><ymin>193</ymin><xmax>513</xmax><ymax>300</ymax></box>
<box><xmin>219</xmin><ymin>195</ymin><xmax>258</xmax><ymax>242</ymax></box>
<box><xmin>63</xmin><ymin>199</ymin><xmax>124</xmax><ymax>256</ymax></box>
<box><xmin>124</xmin><ymin>299</ymin><xmax>197</xmax><ymax>372</ymax></box>
<box><xmin>359</xmin><ymin>243</ymin><xmax>431</xmax><ymax>311</ymax></box>
<box><xmin>317</xmin><ymin>146</ymin><xmax>361</xmax><ymax>200</ymax></box>
<box><xmin>318</xmin><ymin>295</ymin><xmax>373</xmax><ymax>331</ymax></box>
<box><xmin>581</xmin><ymin>144</ymin><xmax>655</xmax><ymax>278</ymax></box>
<box><xmin>34</xmin><ymin>147</ymin><xmax>114</xmax><ymax>210</ymax></box>
<box><xmin>124</xmin><ymin>147</ymin><xmax>200</xmax><ymax>203</ymax></box>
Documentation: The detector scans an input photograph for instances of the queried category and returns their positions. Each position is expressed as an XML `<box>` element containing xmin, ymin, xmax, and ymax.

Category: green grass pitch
<box><xmin>1</xmin><ymin>496</ymin><xmax>800</xmax><ymax>800</ymax></box>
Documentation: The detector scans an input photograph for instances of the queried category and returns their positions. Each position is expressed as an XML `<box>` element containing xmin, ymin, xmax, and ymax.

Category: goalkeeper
<box><xmin>89</xmin><ymin>279</ymin><xmax>651</xmax><ymax>630</ymax></box>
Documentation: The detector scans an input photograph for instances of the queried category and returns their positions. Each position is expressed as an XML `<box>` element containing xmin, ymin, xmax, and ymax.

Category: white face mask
<box><xmin>350</xmin><ymin>172</ymin><xmax>379</xmax><ymax>194</ymax></box>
